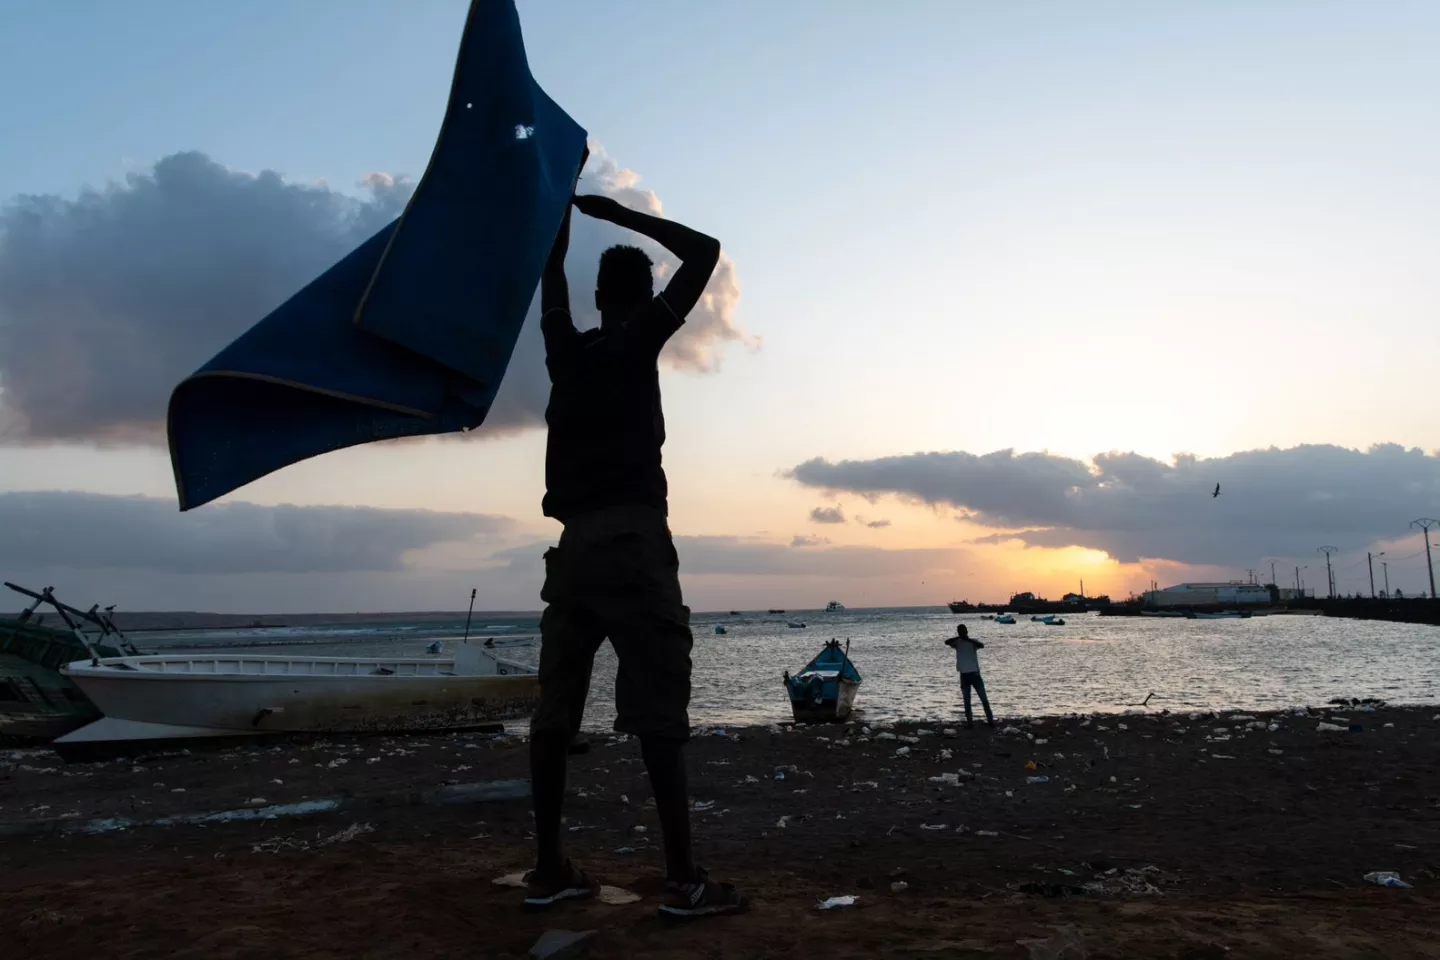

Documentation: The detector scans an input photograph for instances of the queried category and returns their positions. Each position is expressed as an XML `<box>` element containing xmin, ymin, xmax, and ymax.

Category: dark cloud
<box><xmin>865</xmin><ymin>519</ymin><xmax>892</xmax><ymax>529</ymax></box>
<box><xmin>809</xmin><ymin>505</ymin><xmax>845</xmax><ymax>524</ymax></box>
<box><xmin>791</xmin><ymin>534</ymin><xmax>830</xmax><ymax>548</ymax></box>
<box><xmin>790</xmin><ymin>444</ymin><xmax>1440</xmax><ymax>565</ymax></box>
<box><xmin>0</xmin><ymin>491</ymin><xmax>512</xmax><ymax>574</ymax></box>
<box><xmin>494</xmin><ymin>535</ymin><xmax>964</xmax><ymax>580</ymax></box>
<box><xmin>0</xmin><ymin>148</ymin><xmax>753</xmax><ymax>445</ymax></box>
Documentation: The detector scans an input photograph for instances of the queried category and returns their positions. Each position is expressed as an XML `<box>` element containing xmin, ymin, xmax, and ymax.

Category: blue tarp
<box><xmin>167</xmin><ymin>0</ymin><xmax>587</xmax><ymax>510</ymax></box>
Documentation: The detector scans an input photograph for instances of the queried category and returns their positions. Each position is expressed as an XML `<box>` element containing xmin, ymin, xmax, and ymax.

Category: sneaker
<box><xmin>523</xmin><ymin>860</ymin><xmax>599</xmax><ymax>910</ymax></box>
<box><xmin>658</xmin><ymin>868</ymin><xmax>749</xmax><ymax>919</ymax></box>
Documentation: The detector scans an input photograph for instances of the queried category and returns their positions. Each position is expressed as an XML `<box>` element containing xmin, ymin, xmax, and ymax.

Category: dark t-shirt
<box><xmin>541</xmin><ymin>296</ymin><xmax>684</xmax><ymax>523</ymax></box>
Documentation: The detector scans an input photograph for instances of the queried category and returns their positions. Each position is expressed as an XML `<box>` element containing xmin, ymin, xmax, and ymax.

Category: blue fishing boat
<box><xmin>782</xmin><ymin>638</ymin><xmax>862</xmax><ymax>724</ymax></box>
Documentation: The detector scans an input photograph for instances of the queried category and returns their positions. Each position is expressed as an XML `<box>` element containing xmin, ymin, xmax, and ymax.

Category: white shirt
<box><xmin>954</xmin><ymin>638</ymin><xmax>980</xmax><ymax>674</ymax></box>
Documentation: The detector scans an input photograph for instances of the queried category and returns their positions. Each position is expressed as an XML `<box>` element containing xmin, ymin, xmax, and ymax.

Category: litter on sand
<box><xmin>1363</xmin><ymin>871</ymin><xmax>1413</xmax><ymax>889</ymax></box>
<box><xmin>818</xmin><ymin>895</ymin><xmax>859</xmax><ymax>910</ymax></box>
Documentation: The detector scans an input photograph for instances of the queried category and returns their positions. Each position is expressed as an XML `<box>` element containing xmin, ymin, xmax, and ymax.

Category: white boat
<box><xmin>55</xmin><ymin>639</ymin><xmax>537</xmax><ymax>751</ymax></box>
<box><xmin>787</xmin><ymin>619</ymin><xmax>808</xmax><ymax>629</ymax></box>
<box><xmin>825</xmin><ymin>601</ymin><xmax>845</xmax><ymax>613</ymax></box>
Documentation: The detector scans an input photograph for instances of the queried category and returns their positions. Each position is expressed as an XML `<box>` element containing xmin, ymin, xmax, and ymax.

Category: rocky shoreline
<box><xmin>4</xmin><ymin>702</ymin><xmax>1439</xmax><ymax>958</ymax></box>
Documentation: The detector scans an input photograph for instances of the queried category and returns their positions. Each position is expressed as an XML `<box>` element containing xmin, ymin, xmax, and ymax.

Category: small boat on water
<box><xmin>787</xmin><ymin>619</ymin><xmax>807</xmax><ymax>629</ymax></box>
<box><xmin>995</xmin><ymin>614</ymin><xmax>1017</xmax><ymax>624</ymax></box>
<box><xmin>1185</xmin><ymin>611</ymin><xmax>1252</xmax><ymax>620</ymax></box>
<box><xmin>56</xmin><ymin>639</ymin><xmax>538</xmax><ymax>757</ymax></box>
<box><xmin>1030</xmin><ymin>614</ymin><xmax>1065</xmax><ymax>626</ymax></box>
<box><xmin>825</xmin><ymin>601</ymin><xmax>845</xmax><ymax>613</ymax></box>
<box><xmin>783</xmin><ymin>639</ymin><xmax>862</xmax><ymax>723</ymax></box>
<box><xmin>715</xmin><ymin>626</ymin><xmax>727</xmax><ymax>635</ymax></box>
<box><xmin>768</xmin><ymin>609</ymin><xmax>786</xmax><ymax>615</ymax></box>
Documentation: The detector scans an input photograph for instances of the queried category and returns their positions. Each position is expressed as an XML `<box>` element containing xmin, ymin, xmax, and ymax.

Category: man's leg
<box><xmin>640</xmin><ymin>734</ymin><xmax>695</xmax><ymax>882</ymax></box>
<box><xmin>973</xmin><ymin>673</ymin><xmax>995</xmax><ymax>726</ymax></box>
<box><xmin>526</xmin><ymin>565</ymin><xmax>604</xmax><ymax>905</ymax></box>
<box><xmin>960</xmin><ymin>672</ymin><xmax>975</xmax><ymax>725</ymax></box>
<box><xmin>604</xmin><ymin>514</ymin><xmax>746</xmax><ymax>918</ymax></box>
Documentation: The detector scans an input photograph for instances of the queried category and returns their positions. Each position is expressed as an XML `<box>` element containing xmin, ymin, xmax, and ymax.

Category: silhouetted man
<box><xmin>945</xmin><ymin>624</ymin><xmax>995</xmax><ymax>728</ymax></box>
<box><xmin>524</xmin><ymin>191</ymin><xmax>746</xmax><ymax>919</ymax></box>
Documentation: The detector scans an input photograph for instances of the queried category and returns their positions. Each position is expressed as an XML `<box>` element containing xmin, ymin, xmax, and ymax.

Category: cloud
<box><xmin>791</xmin><ymin>534</ymin><xmax>830</xmax><ymax>548</ymax></box>
<box><xmin>494</xmin><ymin>534</ymin><xmax>965</xmax><ymax>580</ymax></box>
<box><xmin>0</xmin><ymin>497</ymin><xmax>968</xmax><ymax>612</ymax></box>
<box><xmin>789</xmin><ymin>443</ymin><xmax>1440</xmax><ymax>565</ymax></box>
<box><xmin>0</xmin><ymin>147</ymin><xmax>753</xmax><ymax>444</ymax></box>
<box><xmin>809</xmin><ymin>505</ymin><xmax>845</xmax><ymax>524</ymax></box>
<box><xmin>0</xmin><ymin>491</ymin><xmax>512</xmax><ymax>574</ymax></box>
<box><xmin>865</xmin><ymin>519</ymin><xmax>892</xmax><ymax>529</ymax></box>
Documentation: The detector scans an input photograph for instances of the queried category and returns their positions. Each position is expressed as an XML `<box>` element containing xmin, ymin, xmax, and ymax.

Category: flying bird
<box><xmin>1212</xmin><ymin>483</ymin><xmax>1221</xmax><ymax>498</ymax></box>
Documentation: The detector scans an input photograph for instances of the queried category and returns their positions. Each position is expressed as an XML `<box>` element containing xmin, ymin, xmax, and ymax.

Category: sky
<box><xmin>1</xmin><ymin>0</ymin><xmax>1438</xmax><ymax>612</ymax></box>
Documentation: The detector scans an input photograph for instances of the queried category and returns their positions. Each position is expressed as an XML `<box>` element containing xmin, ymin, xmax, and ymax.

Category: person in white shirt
<box><xmin>945</xmin><ymin>624</ymin><xmax>994</xmax><ymax>729</ymax></box>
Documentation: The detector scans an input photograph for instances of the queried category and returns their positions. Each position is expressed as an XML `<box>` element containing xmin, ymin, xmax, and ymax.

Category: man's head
<box><xmin>956</xmin><ymin>624</ymin><xmax>969</xmax><ymax>639</ymax></box>
<box><xmin>595</xmin><ymin>244</ymin><xmax>654</xmax><ymax>326</ymax></box>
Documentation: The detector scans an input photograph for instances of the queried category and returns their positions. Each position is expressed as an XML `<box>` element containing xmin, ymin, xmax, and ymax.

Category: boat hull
<box><xmin>788</xmin><ymin>679</ymin><xmax>860</xmax><ymax>724</ymax></box>
<box><xmin>63</xmin><ymin>647</ymin><xmax>539</xmax><ymax>736</ymax></box>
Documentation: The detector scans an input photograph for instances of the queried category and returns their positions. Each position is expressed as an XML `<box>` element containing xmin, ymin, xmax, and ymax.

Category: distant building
<box><xmin>1143</xmin><ymin>581</ymin><xmax>1273</xmax><ymax>608</ymax></box>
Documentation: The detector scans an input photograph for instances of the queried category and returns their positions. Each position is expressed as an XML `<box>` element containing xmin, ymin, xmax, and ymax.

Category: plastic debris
<box><xmin>875</xmin><ymin>732</ymin><xmax>898</xmax><ymax>741</ymax></box>
<box><xmin>939</xmin><ymin>748</ymin><xmax>954</xmax><ymax>761</ymax></box>
<box><xmin>890</xmin><ymin>880</ymin><xmax>909</xmax><ymax>892</ymax></box>
<box><xmin>975</xmin><ymin>830</ymin><xmax>1000</xmax><ymax>837</ymax></box>
<box><xmin>942</xmin><ymin>728</ymin><xmax>957</xmax><ymax>736</ymax></box>
<box><xmin>1364</xmin><ymin>871</ymin><xmax>1413</xmax><ymax>889</ymax></box>
<box><xmin>613</xmin><ymin>846</ymin><xmax>636</xmax><ymax>855</ymax></box>
<box><xmin>529</xmin><ymin>928</ymin><xmax>597</xmax><ymax>960</ymax></box>
<box><xmin>1025</xmin><ymin>760</ymin><xmax>1038</xmax><ymax>771</ymax></box>
<box><xmin>1026</xmin><ymin>776</ymin><xmax>1050</xmax><ymax>784</ymax></box>
<box><xmin>246</xmin><ymin>797</ymin><xmax>268</xmax><ymax>805</ymax></box>
<box><xmin>919</xmin><ymin>823</ymin><xmax>948</xmax><ymax>831</ymax></box>
<box><xmin>1316</xmin><ymin>722</ymin><xmax>1347</xmax><ymax>732</ymax></box>
<box><xmin>895</xmin><ymin>747</ymin><xmax>911</xmax><ymax>757</ymax></box>
<box><xmin>776</xmin><ymin>816</ymin><xmax>790</xmax><ymax>829</ymax></box>
<box><xmin>1268</xmin><ymin>748</ymin><xmax>1284</xmax><ymax>755</ymax></box>
<box><xmin>632</xmin><ymin>825</ymin><xmax>647</xmax><ymax>834</ymax></box>
<box><xmin>774</xmin><ymin>765</ymin><xmax>799</xmax><ymax>780</ymax></box>
<box><xmin>319</xmin><ymin>822</ymin><xmax>374</xmax><ymax>845</ymax></box>
<box><xmin>929</xmin><ymin>773</ymin><xmax>961</xmax><ymax>786</ymax></box>
<box><xmin>818</xmin><ymin>895</ymin><xmax>858</xmax><ymax>910</ymax></box>
<box><xmin>598</xmin><ymin>886</ymin><xmax>641</xmax><ymax>905</ymax></box>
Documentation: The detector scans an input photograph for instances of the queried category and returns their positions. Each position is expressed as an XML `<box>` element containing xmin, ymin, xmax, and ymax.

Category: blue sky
<box><xmin>2</xmin><ymin>1</ymin><xmax>1438</xmax><ymax>610</ymax></box>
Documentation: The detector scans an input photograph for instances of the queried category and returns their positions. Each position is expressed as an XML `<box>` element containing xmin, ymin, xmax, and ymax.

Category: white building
<box><xmin>1143</xmin><ymin>582</ymin><xmax>1273</xmax><ymax>608</ymax></box>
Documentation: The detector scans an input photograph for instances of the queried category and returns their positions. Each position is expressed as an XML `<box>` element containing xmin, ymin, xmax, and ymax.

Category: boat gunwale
<box><xmin>63</xmin><ymin>652</ymin><xmax>535</xmax><ymax>681</ymax></box>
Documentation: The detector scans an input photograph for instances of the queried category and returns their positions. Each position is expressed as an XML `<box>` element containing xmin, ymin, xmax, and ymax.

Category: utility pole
<box><xmin>1294</xmin><ymin>566</ymin><xmax>1301</xmax><ymax>593</ymax></box>
<box><xmin>1269</xmin><ymin>560</ymin><xmax>1277</xmax><ymax>586</ymax></box>
<box><xmin>1382</xmin><ymin>561</ymin><xmax>1390</xmax><ymax>598</ymax></box>
<box><xmin>1317</xmin><ymin>547</ymin><xmax>1338</xmax><ymax>599</ymax></box>
<box><xmin>1368</xmin><ymin>553</ymin><xmax>1376</xmax><ymax>599</ymax></box>
<box><xmin>1246</xmin><ymin>568</ymin><xmax>1256</xmax><ymax>585</ymax></box>
<box><xmin>1412</xmin><ymin>519</ymin><xmax>1438</xmax><ymax>600</ymax></box>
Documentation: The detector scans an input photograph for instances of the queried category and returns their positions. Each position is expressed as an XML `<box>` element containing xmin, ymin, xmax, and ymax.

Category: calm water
<box><xmin>145</xmin><ymin>608</ymin><xmax>1440</xmax><ymax>729</ymax></box>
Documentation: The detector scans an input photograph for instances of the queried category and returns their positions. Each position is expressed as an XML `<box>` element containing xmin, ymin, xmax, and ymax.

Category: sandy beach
<box><xmin>4</xmin><ymin>704</ymin><xmax>1439</xmax><ymax>958</ymax></box>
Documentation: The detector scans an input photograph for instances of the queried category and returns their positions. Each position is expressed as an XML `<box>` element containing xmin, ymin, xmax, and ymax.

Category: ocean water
<box><xmin>143</xmin><ymin>607</ymin><xmax>1440</xmax><ymax>729</ymax></box>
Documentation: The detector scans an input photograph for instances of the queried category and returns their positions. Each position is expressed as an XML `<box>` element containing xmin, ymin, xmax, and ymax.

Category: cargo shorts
<box><xmin>532</xmin><ymin>505</ymin><xmax>693</xmax><ymax>742</ymax></box>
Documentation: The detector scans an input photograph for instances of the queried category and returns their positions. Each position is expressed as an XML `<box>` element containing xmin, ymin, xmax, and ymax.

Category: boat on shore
<box><xmin>995</xmin><ymin>614</ymin><xmax>1017</xmax><ymax>624</ymax></box>
<box><xmin>783</xmin><ymin>638</ymin><xmax>862</xmax><ymax>723</ymax></box>
<box><xmin>55</xmin><ymin>639</ymin><xmax>538</xmax><ymax>758</ymax></box>
<box><xmin>1</xmin><ymin>583</ymin><xmax>138</xmax><ymax>744</ymax></box>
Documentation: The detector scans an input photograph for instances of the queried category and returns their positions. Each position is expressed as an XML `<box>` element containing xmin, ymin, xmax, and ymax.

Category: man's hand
<box><xmin>572</xmin><ymin>193</ymin><xmax>626</xmax><ymax>222</ymax></box>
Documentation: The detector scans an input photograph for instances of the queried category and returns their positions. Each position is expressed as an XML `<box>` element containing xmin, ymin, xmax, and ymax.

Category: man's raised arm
<box><xmin>571</xmin><ymin>194</ymin><xmax>720</xmax><ymax>320</ymax></box>
<box><xmin>540</xmin><ymin>205</ymin><xmax>577</xmax><ymax>352</ymax></box>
